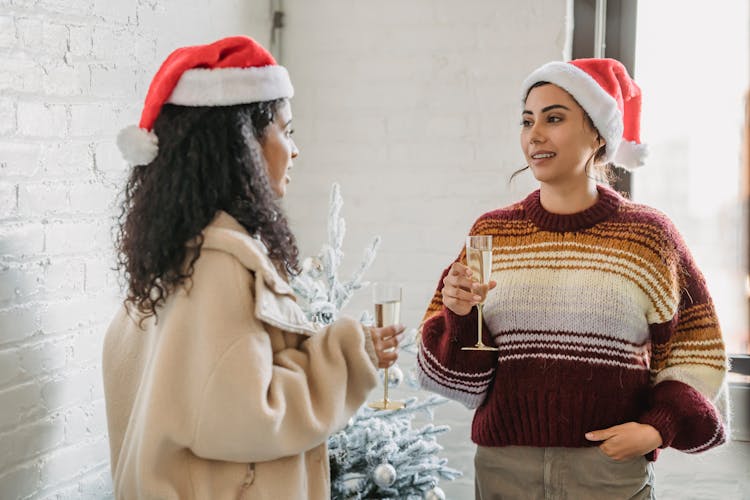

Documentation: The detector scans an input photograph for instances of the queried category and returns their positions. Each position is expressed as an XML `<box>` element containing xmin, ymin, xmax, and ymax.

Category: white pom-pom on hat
<box><xmin>117</xmin><ymin>125</ymin><xmax>159</xmax><ymax>166</ymax></box>
<box><xmin>613</xmin><ymin>140</ymin><xmax>648</xmax><ymax>170</ymax></box>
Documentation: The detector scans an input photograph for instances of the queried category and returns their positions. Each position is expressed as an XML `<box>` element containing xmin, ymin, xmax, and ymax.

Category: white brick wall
<box><xmin>0</xmin><ymin>1</ymin><xmax>270</xmax><ymax>497</ymax></box>
<box><xmin>282</xmin><ymin>1</ymin><xmax>571</xmax><ymax>497</ymax></box>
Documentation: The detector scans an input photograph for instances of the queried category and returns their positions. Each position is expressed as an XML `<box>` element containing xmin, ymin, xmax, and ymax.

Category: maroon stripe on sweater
<box><xmin>493</xmin><ymin>329</ymin><xmax>649</xmax><ymax>348</ymax></box>
<box><xmin>496</xmin><ymin>345</ymin><xmax>649</xmax><ymax>367</ymax></box>
<box><xmin>496</xmin><ymin>339</ymin><xmax>647</xmax><ymax>359</ymax></box>
<box><xmin>416</xmin><ymin>354</ymin><xmax>491</xmax><ymax>396</ymax></box>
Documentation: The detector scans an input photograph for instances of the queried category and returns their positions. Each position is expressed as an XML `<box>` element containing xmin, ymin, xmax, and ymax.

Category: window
<box><xmin>633</xmin><ymin>0</ymin><xmax>749</xmax><ymax>355</ymax></box>
<box><xmin>574</xmin><ymin>0</ymin><xmax>750</xmax><ymax>357</ymax></box>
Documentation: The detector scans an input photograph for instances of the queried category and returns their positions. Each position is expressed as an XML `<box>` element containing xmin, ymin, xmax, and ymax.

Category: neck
<box><xmin>539</xmin><ymin>178</ymin><xmax>599</xmax><ymax>214</ymax></box>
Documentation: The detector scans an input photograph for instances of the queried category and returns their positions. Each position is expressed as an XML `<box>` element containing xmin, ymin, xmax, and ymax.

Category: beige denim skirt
<box><xmin>474</xmin><ymin>445</ymin><xmax>654</xmax><ymax>500</ymax></box>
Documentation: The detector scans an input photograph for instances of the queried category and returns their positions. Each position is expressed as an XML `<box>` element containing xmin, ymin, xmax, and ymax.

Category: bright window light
<box><xmin>633</xmin><ymin>0</ymin><xmax>750</xmax><ymax>354</ymax></box>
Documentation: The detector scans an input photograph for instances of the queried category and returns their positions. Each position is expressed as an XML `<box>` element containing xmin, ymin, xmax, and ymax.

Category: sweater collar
<box><xmin>523</xmin><ymin>184</ymin><xmax>622</xmax><ymax>233</ymax></box>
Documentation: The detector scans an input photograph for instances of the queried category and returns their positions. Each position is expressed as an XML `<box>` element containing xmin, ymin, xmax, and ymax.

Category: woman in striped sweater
<box><xmin>417</xmin><ymin>58</ymin><xmax>729</xmax><ymax>499</ymax></box>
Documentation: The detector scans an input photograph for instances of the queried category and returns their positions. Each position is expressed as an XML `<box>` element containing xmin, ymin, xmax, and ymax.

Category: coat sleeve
<box><xmin>416</xmin><ymin>220</ymin><xmax>498</xmax><ymax>409</ymax></box>
<box><xmin>638</xmin><ymin>227</ymin><xmax>729</xmax><ymax>454</ymax></box>
<box><xmin>189</xmin><ymin>257</ymin><xmax>379</xmax><ymax>463</ymax></box>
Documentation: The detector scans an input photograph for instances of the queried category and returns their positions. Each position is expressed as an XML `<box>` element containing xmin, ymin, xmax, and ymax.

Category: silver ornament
<box><xmin>424</xmin><ymin>486</ymin><xmax>446</xmax><ymax>500</ymax></box>
<box><xmin>380</xmin><ymin>364</ymin><xmax>403</xmax><ymax>387</ymax></box>
<box><xmin>340</xmin><ymin>472</ymin><xmax>368</xmax><ymax>494</ymax></box>
<box><xmin>372</xmin><ymin>462</ymin><xmax>397</xmax><ymax>488</ymax></box>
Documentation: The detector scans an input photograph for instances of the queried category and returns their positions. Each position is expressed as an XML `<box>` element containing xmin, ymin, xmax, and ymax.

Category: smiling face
<box><xmin>261</xmin><ymin>99</ymin><xmax>298</xmax><ymax>198</ymax></box>
<box><xmin>520</xmin><ymin>83</ymin><xmax>602</xmax><ymax>187</ymax></box>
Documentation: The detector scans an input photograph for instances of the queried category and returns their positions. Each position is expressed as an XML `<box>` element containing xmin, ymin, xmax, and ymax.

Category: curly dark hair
<box><xmin>116</xmin><ymin>99</ymin><xmax>300</xmax><ymax>319</ymax></box>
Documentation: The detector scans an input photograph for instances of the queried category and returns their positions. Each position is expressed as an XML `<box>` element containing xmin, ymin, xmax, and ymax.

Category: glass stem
<box><xmin>477</xmin><ymin>303</ymin><xmax>483</xmax><ymax>345</ymax></box>
<box><xmin>383</xmin><ymin>367</ymin><xmax>389</xmax><ymax>403</ymax></box>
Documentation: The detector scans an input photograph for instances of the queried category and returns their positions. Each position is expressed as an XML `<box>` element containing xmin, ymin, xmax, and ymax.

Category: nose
<box><xmin>291</xmin><ymin>139</ymin><xmax>299</xmax><ymax>159</ymax></box>
<box><xmin>528</xmin><ymin>122</ymin><xmax>545</xmax><ymax>144</ymax></box>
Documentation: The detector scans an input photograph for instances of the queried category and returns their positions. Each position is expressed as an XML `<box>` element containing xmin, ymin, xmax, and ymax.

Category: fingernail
<box><xmin>585</xmin><ymin>433</ymin><xmax>593</xmax><ymax>439</ymax></box>
<box><xmin>473</xmin><ymin>295</ymin><xmax>481</xmax><ymax>301</ymax></box>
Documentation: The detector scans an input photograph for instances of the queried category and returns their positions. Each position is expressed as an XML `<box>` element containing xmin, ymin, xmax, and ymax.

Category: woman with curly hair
<box><xmin>103</xmin><ymin>36</ymin><xmax>403</xmax><ymax>500</ymax></box>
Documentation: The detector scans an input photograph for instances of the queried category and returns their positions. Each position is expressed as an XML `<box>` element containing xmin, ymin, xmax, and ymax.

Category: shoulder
<box><xmin>200</xmin><ymin>215</ymin><xmax>273</xmax><ymax>275</ymax></box>
<box><xmin>616</xmin><ymin>198</ymin><xmax>684</xmax><ymax>243</ymax></box>
<box><xmin>470</xmin><ymin>199</ymin><xmax>527</xmax><ymax>233</ymax></box>
<box><xmin>200</xmin><ymin>211</ymin><xmax>293</xmax><ymax>295</ymax></box>
<box><xmin>181</xmin><ymin>249</ymin><xmax>257</xmax><ymax>325</ymax></box>
<box><xmin>193</xmin><ymin>244</ymin><xmax>252</xmax><ymax>288</ymax></box>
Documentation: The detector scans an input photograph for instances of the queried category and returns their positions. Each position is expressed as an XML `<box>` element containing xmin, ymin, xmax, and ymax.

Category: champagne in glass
<box><xmin>462</xmin><ymin>235</ymin><xmax>498</xmax><ymax>351</ymax></box>
<box><xmin>368</xmin><ymin>283</ymin><xmax>405</xmax><ymax>410</ymax></box>
<box><xmin>375</xmin><ymin>301</ymin><xmax>401</xmax><ymax>332</ymax></box>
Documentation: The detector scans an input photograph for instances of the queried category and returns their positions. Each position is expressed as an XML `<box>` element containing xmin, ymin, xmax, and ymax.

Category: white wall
<box><xmin>284</xmin><ymin>0</ymin><xmax>570</xmax><ymax>327</ymax></box>
<box><xmin>0</xmin><ymin>1</ymin><xmax>269</xmax><ymax>498</ymax></box>
<box><xmin>281</xmin><ymin>1</ymin><xmax>571</xmax><ymax>497</ymax></box>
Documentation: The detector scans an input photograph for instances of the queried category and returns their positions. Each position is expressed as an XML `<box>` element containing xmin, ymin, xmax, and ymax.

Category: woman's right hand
<box><xmin>442</xmin><ymin>262</ymin><xmax>497</xmax><ymax>316</ymax></box>
<box><xmin>369</xmin><ymin>324</ymin><xmax>405</xmax><ymax>368</ymax></box>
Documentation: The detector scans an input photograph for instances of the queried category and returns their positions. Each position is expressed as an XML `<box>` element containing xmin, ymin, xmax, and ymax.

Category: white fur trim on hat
<box><xmin>521</xmin><ymin>62</ymin><xmax>623</xmax><ymax>165</ymax></box>
<box><xmin>167</xmin><ymin>65</ymin><xmax>294</xmax><ymax>106</ymax></box>
<box><xmin>117</xmin><ymin>125</ymin><xmax>159</xmax><ymax>166</ymax></box>
<box><xmin>613</xmin><ymin>140</ymin><xmax>648</xmax><ymax>170</ymax></box>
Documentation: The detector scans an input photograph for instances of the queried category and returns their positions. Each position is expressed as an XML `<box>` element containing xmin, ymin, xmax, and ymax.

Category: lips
<box><xmin>531</xmin><ymin>151</ymin><xmax>555</xmax><ymax>159</ymax></box>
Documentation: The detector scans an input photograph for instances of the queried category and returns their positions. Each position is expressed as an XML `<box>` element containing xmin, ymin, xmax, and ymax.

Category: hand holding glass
<box><xmin>368</xmin><ymin>283</ymin><xmax>405</xmax><ymax>410</ymax></box>
<box><xmin>462</xmin><ymin>235</ymin><xmax>498</xmax><ymax>351</ymax></box>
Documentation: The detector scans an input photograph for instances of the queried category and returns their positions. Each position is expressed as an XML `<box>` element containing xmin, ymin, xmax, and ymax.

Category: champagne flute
<box><xmin>462</xmin><ymin>235</ymin><xmax>498</xmax><ymax>351</ymax></box>
<box><xmin>368</xmin><ymin>283</ymin><xmax>405</xmax><ymax>410</ymax></box>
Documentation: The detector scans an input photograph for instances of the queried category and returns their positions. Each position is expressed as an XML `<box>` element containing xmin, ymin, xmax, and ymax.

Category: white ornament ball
<box><xmin>381</xmin><ymin>364</ymin><xmax>403</xmax><ymax>387</ymax></box>
<box><xmin>372</xmin><ymin>462</ymin><xmax>397</xmax><ymax>488</ymax></box>
<box><xmin>424</xmin><ymin>486</ymin><xmax>446</xmax><ymax>500</ymax></box>
<box><xmin>340</xmin><ymin>472</ymin><xmax>367</xmax><ymax>494</ymax></box>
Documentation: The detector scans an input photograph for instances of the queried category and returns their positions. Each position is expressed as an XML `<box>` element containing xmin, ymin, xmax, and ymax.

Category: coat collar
<box><xmin>201</xmin><ymin>212</ymin><xmax>292</xmax><ymax>295</ymax></box>
<box><xmin>200</xmin><ymin>211</ymin><xmax>317</xmax><ymax>336</ymax></box>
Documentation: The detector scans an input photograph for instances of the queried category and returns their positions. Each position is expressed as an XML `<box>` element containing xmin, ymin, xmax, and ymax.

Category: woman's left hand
<box><xmin>368</xmin><ymin>324</ymin><xmax>405</xmax><ymax>369</ymax></box>
<box><xmin>585</xmin><ymin>422</ymin><xmax>663</xmax><ymax>461</ymax></box>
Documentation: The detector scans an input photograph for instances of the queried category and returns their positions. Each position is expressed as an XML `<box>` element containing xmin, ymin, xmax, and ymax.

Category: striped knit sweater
<box><xmin>417</xmin><ymin>185</ymin><xmax>728</xmax><ymax>457</ymax></box>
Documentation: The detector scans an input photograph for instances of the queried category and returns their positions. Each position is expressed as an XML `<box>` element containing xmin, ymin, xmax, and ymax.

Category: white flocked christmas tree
<box><xmin>290</xmin><ymin>184</ymin><xmax>460</xmax><ymax>500</ymax></box>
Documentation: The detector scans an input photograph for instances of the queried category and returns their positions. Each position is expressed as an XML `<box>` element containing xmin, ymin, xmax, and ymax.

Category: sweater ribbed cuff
<box><xmin>443</xmin><ymin>307</ymin><xmax>485</xmax><ymax>345</ymax></box>
<box><xmin>639</xmin><ymin>406</ymin><xmax>677</xmax><ymax>449</ymax></box>
<box><xmin>417</xmin><ymin>367</ymin><xmax>486</xmax><ymax>410</ymax></box>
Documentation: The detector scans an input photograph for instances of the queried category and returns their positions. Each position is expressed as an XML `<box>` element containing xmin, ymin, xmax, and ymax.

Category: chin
<box><xmin>530</xmin><ymin>169</ymin><xmax>555</xmax><ymax>183</ymax></box>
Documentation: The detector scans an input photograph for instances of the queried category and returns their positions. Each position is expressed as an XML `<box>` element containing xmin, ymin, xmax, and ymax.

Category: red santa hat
<box><xmin>117</xmin><ymin>35</ymin><xmax>294</xmax><ymax>165</ymax></box>
<box><xmin>520</xmin><ymin>58</ymin><xmax>647</xmax><ymax>170</ymax></box>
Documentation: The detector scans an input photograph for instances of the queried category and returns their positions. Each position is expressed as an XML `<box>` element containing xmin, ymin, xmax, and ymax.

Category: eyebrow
<box><xmin>283</xmin><ymin>119</ymin><xmax>293</xmax><ymax>128</ymax></box>
<box><xmin>522</xmin><ymin>104</ymin><xmax>572</xmax><ymax>115</ymax></box>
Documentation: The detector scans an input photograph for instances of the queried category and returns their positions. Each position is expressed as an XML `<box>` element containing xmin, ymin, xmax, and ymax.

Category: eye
<box><xmin>285</xmin><ymin>128</ymin><xmax>295</xmax><ymax>138</ymax></box>
<box><xmin>520</xmin><ymin>119</ymin><xmax>532</xmax><ymax>127</ymax></box>
<box><xmin>547</xmin><ymin>115</ymin><xmax>562</xmax><ymax>123</ymax></box>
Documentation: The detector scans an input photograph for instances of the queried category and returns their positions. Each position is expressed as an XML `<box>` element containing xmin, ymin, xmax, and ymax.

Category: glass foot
<box><xmin>368</xmin><ymin>400</ymin><xmax>405</xmax><ymax>410</ymax></box>
<box><xmin>462</xmin><ymin>343</ymin><xmax>499</xmax><ymax>351</ymax></box>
